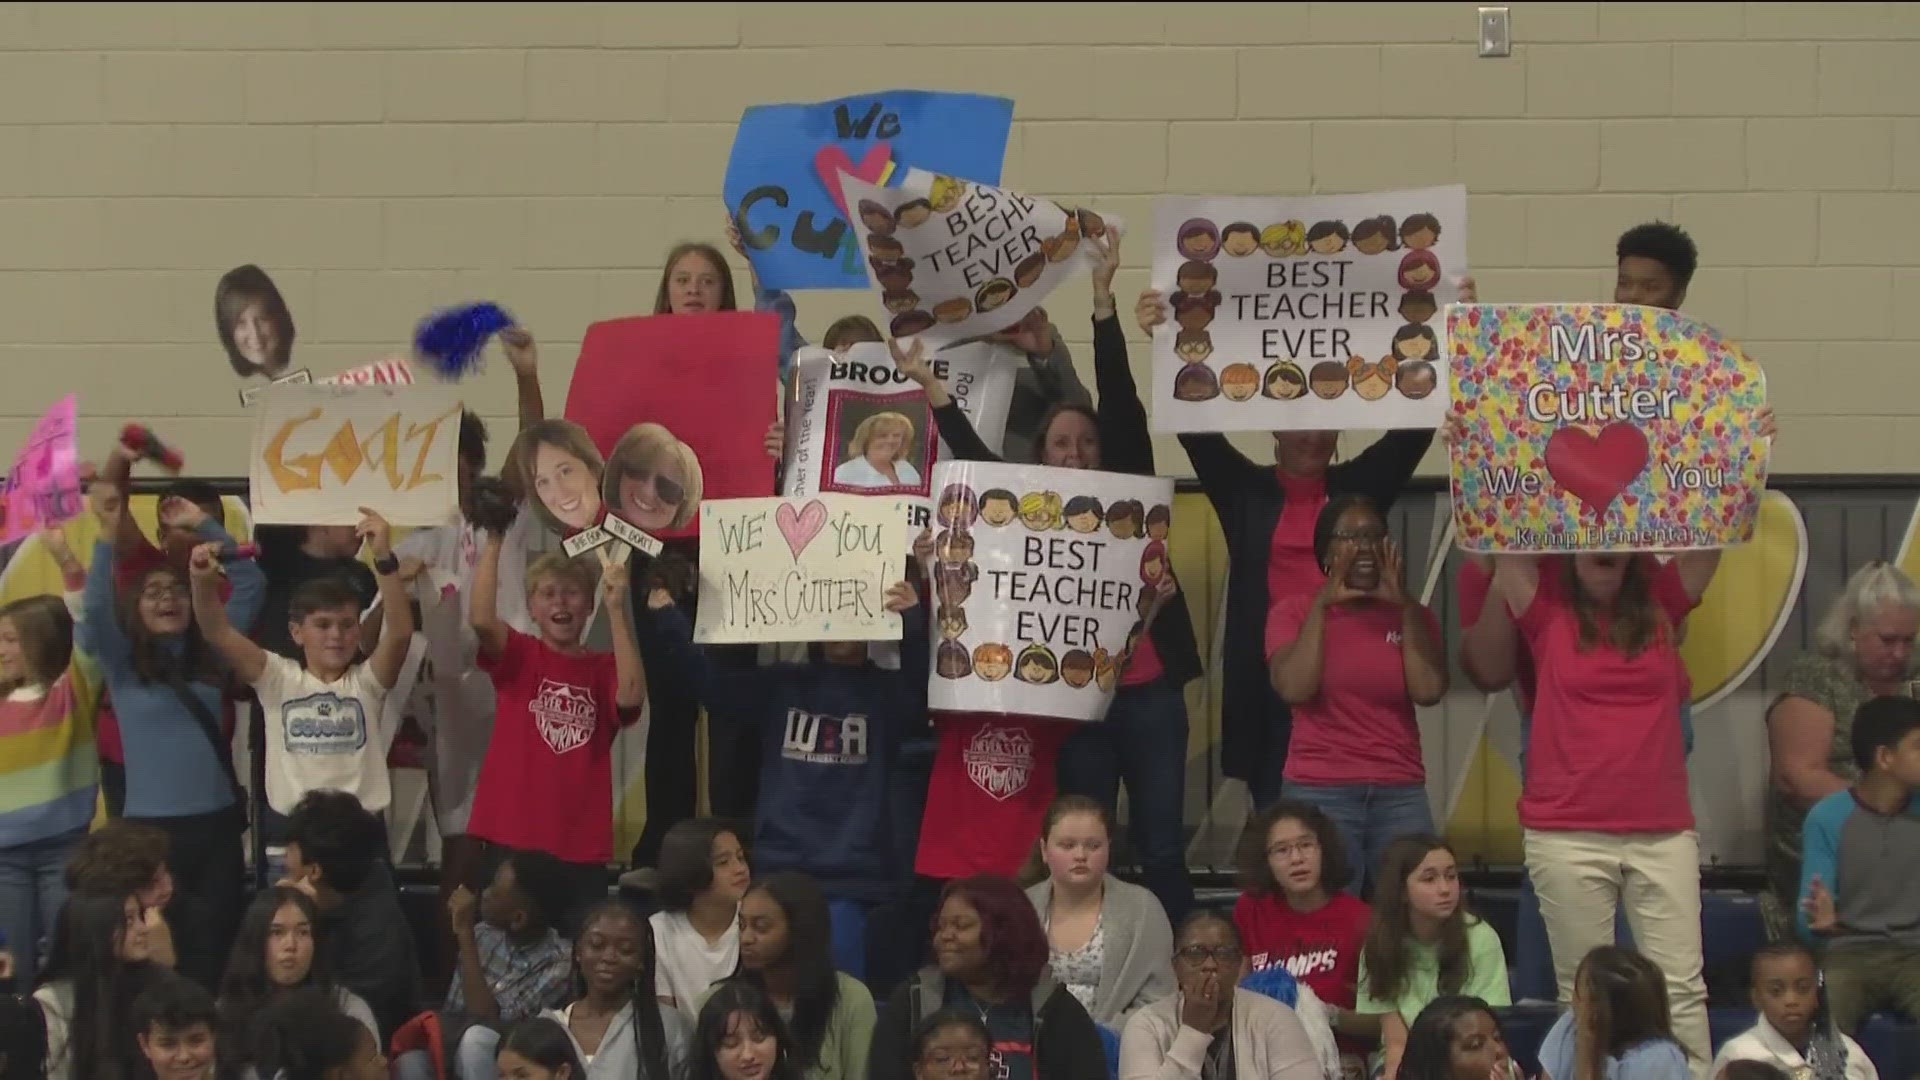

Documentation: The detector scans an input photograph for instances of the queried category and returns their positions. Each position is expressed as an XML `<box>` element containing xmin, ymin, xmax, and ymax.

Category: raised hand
<box><xmin>600</xmin><ymin>555</ymin><xmax>631</xmax><ymax>599</ymax></box>
<box><xmin>447</xmin><ymin>885</ymin><xmax>477</xmax><ymax>935</ymax></box>
<box><xmin>763</xmin><ymin>421</ymin><xmax>786</xmax><ymax>461</ymax></box>
<box><xmin>890</xmin><ymin>337</ymin><xmax>935</xmax><ymax>385</ymax></box>
<box><xmin>158</xmin><ymin>495</ymin><xmax>208</xmax><ymax>532</ymax></box>
<box><xmin>1376</xmin><ymin>537</ymin><xmax>1408</xmax><ymax>606</ymax></box>
<box><xmin>188</xmin><ymin>541</ymin><xmax>223</xmax><ymax>581</ymax></box>
<box><xmin>883</xmin><ymin>579</ymin><xmax>919</xmax><ymax>613</ymax></box>
<box><xmin>1319</xmin><ymin>545</ymin><xmax>1369</xmax><ymax>607</ymax></box>
<box><xmin>1090</xmin><ymin>225</ymin><xmax>1123</xmax><ymax>303</ymax></box>
<box><xmin>1802</xmin><ymin>875</ymin><xmax>1837</xmax><ymax>934</ymax></box>
<box><xmin>500</xmin><ymin>327</ymin><xmax>539</xmax><ymax>377</ymax></box>
<box><xmin>356</xmin><ymin>507</ymin><xmax>392</xmax><ymax>561</ymax></box>
<box><xmin>911</xmin><ymin>526</ymin><xmax>936</xmax><ymax>566</ymax></box>
<box><xmin>1135</xmin><ymin>289</ymin><xmax>1167</xmax><ymax>336</ymax></box>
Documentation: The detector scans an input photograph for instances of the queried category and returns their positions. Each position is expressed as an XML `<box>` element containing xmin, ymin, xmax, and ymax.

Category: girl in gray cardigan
<box><xmin>1024</xmin><ymin>796</ymin><xmax>1177</xmax><ymax>1030</ymax></box>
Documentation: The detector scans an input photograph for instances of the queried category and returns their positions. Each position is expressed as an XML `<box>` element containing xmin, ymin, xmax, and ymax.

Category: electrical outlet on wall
<box><xmin>1478</xmin><ymin>6</ymin><xmax>1511</xmax><ymax>57</ymax></box>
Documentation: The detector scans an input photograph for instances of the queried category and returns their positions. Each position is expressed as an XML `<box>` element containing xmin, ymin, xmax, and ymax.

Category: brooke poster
<box><xmin>842</xmin><ymin>171</ymin><xmax>1117</xmax><ymax>349</ymax></box>
<box><xmin>724</xmin><ymin>91</ymin><xmax>1015</xmax><ymax>292</ymax></box>
<box><xmin>924</xmin><ymin>460</ymin><xmax>1174</xmax><ymax>722</ymax></box>
<box><xmin>1149</xmin><ymin>185</ymin><xmax>1467</xmax><ymax>433</ymax></box>
<box><xmin>1449</xmin><ymin>303</ymin><xmax>1770</xmax><ymax>552</ymax></box>
<box><xmin>783</xmin><ymin>341</ymin><xmax>1018</xmax><ymax>530</ymax></box>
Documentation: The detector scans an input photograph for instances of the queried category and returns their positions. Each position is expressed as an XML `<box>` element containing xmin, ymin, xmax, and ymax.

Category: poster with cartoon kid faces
<box><xmin>1150</xmin><ymin>185</ymin><xmax>1466</xmax><ymax>434</ymax></box>
<box><xmin>923</xmin><ymin>459</ymin><xmax>1173</xmax><ymax>722</ymax></box>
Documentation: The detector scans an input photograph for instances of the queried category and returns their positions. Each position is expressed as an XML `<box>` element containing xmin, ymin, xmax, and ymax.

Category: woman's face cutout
<box><xmin>616</xmin><ymin>456</ymin><xmax>685</xmax><ymax>532</ymax></box>
<box><xmin>233</xmin><ymin>301</ymin><xmax>281</xmax><ymax>370</ymax></box>
<box><xmin>535</xmin><ymin>442</ymin><xmax>600</xmax><ymax>531</ymax></box>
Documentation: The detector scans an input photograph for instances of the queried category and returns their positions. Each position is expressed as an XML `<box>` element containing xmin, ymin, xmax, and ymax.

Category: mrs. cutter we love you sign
<box><xmin>695</xmin><ymin>494</ymin><xmax>911</xmax><ymax>644</ymax></box>
<box><xmin>1448</xmin><ymin>304</ymin><xmax>1770</xmax><ymax>553</ymax></box>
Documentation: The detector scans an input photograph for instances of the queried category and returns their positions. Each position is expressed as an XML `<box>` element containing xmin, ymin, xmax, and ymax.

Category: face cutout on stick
<box><xmin>215</xmin><ymin>264</ymin><xmax>297</xmax><ymax>380</ymax></box>
<box><xmin>603</xmin><ymin>422</ymin><xmax>705</xmax><ymax>534</ymax></box>
<box><xmin>519</xmin><ymin>419</ymin><xmax>606</xmax><ymax>535</ymax></box>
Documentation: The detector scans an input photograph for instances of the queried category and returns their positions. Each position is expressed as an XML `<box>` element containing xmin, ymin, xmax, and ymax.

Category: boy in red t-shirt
<box><xmin>468</xmin><ymin>516</ymin><xmax>645</xmax><ymax>933</ymax></box>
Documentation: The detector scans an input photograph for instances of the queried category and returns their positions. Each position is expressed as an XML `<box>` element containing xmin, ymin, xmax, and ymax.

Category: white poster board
<box><xmin>843</xmin><ymin>169</ymin><xmax>1117</xmax><ymax>348</ymax></box>
<box><xmin>783</xmin><ymin>341</ymin><xmax>1018</xmax><ymax>531</ymax></box>
<box><xmin>695</xmin><ymin>494</ymin><xmax>911</xmax><ymax>644</ymax></box>
<box><xmin>249</xmin><ymin>383</ymin><xmax>462</xmax><ymax>526</ymax></box>
<box><xmin>924</xmin><ymin>460</ymin><xmax>1174</xmax><ymax>722</ymax></box>
<box><xmin>1149</xmin><ymin>185</ymin><xmax>1467</xmax><ymax>433</ymax></box>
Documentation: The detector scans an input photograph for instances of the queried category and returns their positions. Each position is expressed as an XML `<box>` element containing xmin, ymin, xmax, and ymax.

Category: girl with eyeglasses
<box><xmin>1266</xmin><ymin>495</ymin><xmax>1448</xmax><ymax>896</ymax></box>
<box><xmin>1118</xmin><ymin>910</ymin><xmax>1327</xmax><ymax>1080</ymax></box>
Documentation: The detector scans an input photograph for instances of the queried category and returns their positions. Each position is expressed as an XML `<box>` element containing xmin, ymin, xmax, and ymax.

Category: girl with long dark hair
<box><xmin>247</xmin><ymin>988</ymin><xmax>386</xmax><ymax>1080</ymax></box>
<box><xmin>540</xmin><ymin>900</ymin><xmax>689</xmax><ymax>1080</ymax></box>
<box><xmin>1537</xmin><ymin>946</ymin><xmax>1690</xmax><ymax>1080</ymax></box>
<box><xmin>721</xmin><ymin>873</ymin><xmax>873</xmax><ymax>1079</ymax></box>
<box><xmin>215</xmin><ymin>887</ymin><xmax>375</xmax><ymax>1075</ymax></box>
<box><xmin>1355</xmin><ymin>837</ymin><xmax>1509</xmax><ymax>1080</ymax></box>
<box><xmin>691</xmin><ymin>980</ymin><xmax>803</xmax><ymax>1080</ymax></box>
<box><xmin>33</xmin><ymin>893</ymin><xmax>157</xmax><ymax>1080</ymax></box>
<box><xmin>495</xmin><ymin>1016</ymin><xmax>589</xmax><ymax>1080</ymax></box>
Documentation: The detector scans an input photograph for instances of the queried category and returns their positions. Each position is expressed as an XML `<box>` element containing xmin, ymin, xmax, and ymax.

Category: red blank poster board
<box><xmin>563</xmin><ymin>311</ymin><xmax>780</xmax><ymax>539</ymax></box>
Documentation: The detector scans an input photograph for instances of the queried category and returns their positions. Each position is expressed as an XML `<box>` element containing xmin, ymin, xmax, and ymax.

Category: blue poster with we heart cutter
<box><xmin>724</xmin><ymin>91</ymin><xmax>1015</xmax><ymax>292</ymax></box>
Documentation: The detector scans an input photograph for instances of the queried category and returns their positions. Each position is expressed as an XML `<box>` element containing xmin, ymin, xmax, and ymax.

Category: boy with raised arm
<box><xmin>189</xmin><ymin>507</ymin><xmax>414</xmax><ymax>819</ymax></box>
<box><xmin>467</xmin><ymin>480</ymin><xmax>647</xmax><ymax>932</ymax></box>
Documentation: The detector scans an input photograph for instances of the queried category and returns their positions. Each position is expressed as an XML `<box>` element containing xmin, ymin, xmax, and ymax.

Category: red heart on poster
<box><xmin>1545</xmin><ymin>423</ymin><xmax>1649</xmax><ymax>519</ymax></box>
<box><xmin>815</xmin><ymin>143</ymin><xmax>894</xmax><ymax>218</ymax></box>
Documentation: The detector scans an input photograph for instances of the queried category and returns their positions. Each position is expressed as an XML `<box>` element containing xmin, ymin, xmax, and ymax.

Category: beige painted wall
<box><xmin>2</xmin><ymin>1</ymin><xmax>1916</xmax><ymax>477</ymax></box>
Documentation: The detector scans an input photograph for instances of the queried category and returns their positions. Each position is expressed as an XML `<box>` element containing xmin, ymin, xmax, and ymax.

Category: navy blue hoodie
<box><xmin>653</xmin><ymin>605</ymin><xmax>929</xmax><ymax>898</ymax></box>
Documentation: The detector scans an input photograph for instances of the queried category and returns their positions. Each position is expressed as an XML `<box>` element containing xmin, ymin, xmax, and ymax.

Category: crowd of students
<box><xmin>0</xmin><ymin>218</ymin><xmax>1913</xmax><ymax>1080</ymax></box>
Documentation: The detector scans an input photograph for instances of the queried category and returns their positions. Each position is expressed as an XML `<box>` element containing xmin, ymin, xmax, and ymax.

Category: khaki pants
<box><xmin>1524</xmin><ymin>829</ymin><xmax>1710</xmax><ymax>1079</ymax></box>
<box><xmin>1823</xmin><ymin>942</ymin><xmax>1920</xmax><ymax>1034</ymax></box>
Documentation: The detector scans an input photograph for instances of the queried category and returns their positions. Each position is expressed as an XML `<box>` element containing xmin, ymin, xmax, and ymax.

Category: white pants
<box><xmin>1523</xmin><ymin>828</ymin><xmax>1710</xmax><ymax>1079</ymax></box>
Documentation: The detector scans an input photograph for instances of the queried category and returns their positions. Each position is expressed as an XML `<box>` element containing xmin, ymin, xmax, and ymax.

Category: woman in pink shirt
<box><xmin>1266</xmin><ymin>496</ymin><xmax>1448</xmax><ymax>896</ymax></box>
<box><xmin>1488</xmin><ymin>549</ymin><xmax>1720</xmax><ymax>1070</ymax></box>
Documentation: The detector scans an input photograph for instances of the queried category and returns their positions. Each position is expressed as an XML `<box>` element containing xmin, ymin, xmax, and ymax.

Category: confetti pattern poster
<box><xmin>1448</xmin><ymin>303</ymin><xmax>1770</xmax><ymax>553</ymax></box>
<box><xmin>924</xmin><ymin>460</ymin><xmax>1174</xmax><ymax>722</ymax></box>
<box><xmin>1149</xmin><ymin>185</ymin><xmax>1466</xmax><ymax>433</ymax></box>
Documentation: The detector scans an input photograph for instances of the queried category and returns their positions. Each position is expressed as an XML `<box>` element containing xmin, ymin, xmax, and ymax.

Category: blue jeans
<box><xmin>1057</xmin><ymin>684</ymin><xmax>1195</xmax><ymax>922</ymax></box>
<box><xmin>0</xmin><ymin>826</ymin><xmax>86</xmax><ymax>990</ymax></box>
<box><xmin>1280</xmin><ymin>781</ymin><xmax>1434</xmax><ymax>897</ymax></box>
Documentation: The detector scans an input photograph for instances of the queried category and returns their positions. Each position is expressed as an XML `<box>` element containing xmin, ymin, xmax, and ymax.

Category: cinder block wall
<box><xmin>2</xmin><ymin>2</ymin><xmax>1915</xmax><ymax>475</ymax></box>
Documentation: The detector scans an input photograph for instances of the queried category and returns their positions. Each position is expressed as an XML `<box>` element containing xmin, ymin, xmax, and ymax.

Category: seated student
<box><xmin>1022</xmin><ymin>796</ymin><xmax>1176</xmax><ymax>1030</ymax></box>
<box><xmin>1711</xmin><ymin>943</ymin><xmax>1878</xmax><ymax>1080</ymax></box>
<box><xmin>132</xmin><ymin>970</ymin><xmax>220</xmax><ymax>1080</ymax></box>
<box><xmin>1356</xmin><ymin>836</ymin><xmax>1510</xmax><ymax>1080</ymax></box>
<box><xmin>706</xmin><ymin>872</ymin><xmax>875</xmax><ymax>1080</ymax></box>
<box><xmin>1798</xmin><ymin>695</ymin><xmax>1920</xmax><ymax>1032</ymax></box>
<box><xmin>0</xmin><ymin>993</ymin><xmax>49</xmax><ymax>1080</ymax></box>
<box><xmin>1396</xmin><ymin>996</ymin><xmax>1514</xmax><ymax>1080</ymax></box>
<box><xmin>35</xmin><ymin>893</ymin><xmax>159</xmax><ymax>1080</ymax></box>
<box><xmin>869</xmin><ymin>875</ymin><xmax>1107</xmax><ymax>1080</ymax></box>
<box><xmin>470</xmin><ymin>516</ymin><xmax>645</xmax><ymax>931</ymax></box>
<box><xmin>393</xmin><ymin>852</ymin><xmax>576</xmax><ymax>1080</ymax></box>
<box><xmin>278</xmin><ymin>791</ymin><xmax>420</xmax><ymax>1042</ymax></box>
<box><xmin>905</xmin><ymin>1009</ymin><xmax>994</xmax><ymax>1080</ymax></box>
<box><xmin>217</xmin><ymin>886</ymin><xmax>378</xmax><ymax>1075</ymax></box>
<box><xmin>1118</xmin><ymin>909</ymin><xmax>1327</xmax><ymax>1080</ymax></box>
<box><xmin>648</xmin><ymin>577</ymin><xmax>924</xmax><ymax>899</ymax></box>
<box><xmin>1234</xmin><ymin>800</ymin><xmax>1372</xmax><ymax>1031</ymax></box>
<box><xmin>540</xmin><ymin>900</ymin><xmax>691</xmax><ymax>1080</ymax></box>
<box><xmin>190</xmin><ymin>511</ymin><xmax>414</xmax><ymax>822</ymax></box>
<box><xmin>65</xmin><ymin>819</ymin><xmax>178</xmax><ymax>971</ymax></box>
<box><xmin>247</xmin><ymin>988</ymin><xmax>388</xmax><ymax>1080</ymax></box>
<box><xmin>1537</xmin><ymin>946</ymin><xmax>1691</xmax><ymax>1080</ymax></box>
<box><xmin>494</xmin><ymin>1015</ymin><xmax>589</xmax><ymax>1079</ymax></box>
<box><xmin>690</xmin><ymin>979</ymin><xmax>802</xmax><ymax>1080</ymax></box>
<box><xmin>650</xmin><ymin>819</ymin><xmax>752</xmax><ymax>1025</ymax></box>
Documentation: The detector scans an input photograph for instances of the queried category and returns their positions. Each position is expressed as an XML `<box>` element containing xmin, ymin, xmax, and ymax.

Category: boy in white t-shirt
<box><xmin>191</xmin><ymin>507</ymin><xmax>414</xmax><ymax>816</ymax></box>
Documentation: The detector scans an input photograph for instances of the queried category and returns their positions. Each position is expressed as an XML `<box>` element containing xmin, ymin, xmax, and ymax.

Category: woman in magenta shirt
<box><xmin>1488</xmin><ymin>549</ymin><xmax>1719</xmax><ymax>1069</ymax></box>
<box><xmin>1266</xmin><ymin>496</ymin><xmax>1448</xmax><ymax>895</ymax></box>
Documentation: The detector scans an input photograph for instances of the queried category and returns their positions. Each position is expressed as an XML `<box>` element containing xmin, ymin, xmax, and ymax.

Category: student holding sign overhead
<box><xmin>896</xmin><ymin>228</ymin><xmax>1201</xmax><ymax>922</ymax></box>
<box><xmin>1138</xmin><ymin>283</ymin><xmax>1459</xmax><ymax>813</ymax></box>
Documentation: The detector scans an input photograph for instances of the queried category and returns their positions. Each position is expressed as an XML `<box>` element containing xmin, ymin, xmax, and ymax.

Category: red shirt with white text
<box><xmin>1234</xmin><ymin>890</ymin><xmax>1371</xmax><ymax>1010</ymax></box>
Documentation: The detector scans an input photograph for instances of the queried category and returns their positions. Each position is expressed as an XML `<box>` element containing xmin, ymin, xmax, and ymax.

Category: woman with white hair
<box><xmin>832</xmin><ymin>412</ymin><xmax>921</xmax><ymax>489</ymax></box>
<box><xmin>1764</xmin><ymin>560</ymin><xmax>1920</xmax><ymax>916</ymax></box>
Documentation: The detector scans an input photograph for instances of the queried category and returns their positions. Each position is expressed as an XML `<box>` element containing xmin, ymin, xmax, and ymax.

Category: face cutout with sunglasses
<box><xmin>604</xmin><ymin>423</ymin><xmax>706</xmax><ymax>538</ymax></box>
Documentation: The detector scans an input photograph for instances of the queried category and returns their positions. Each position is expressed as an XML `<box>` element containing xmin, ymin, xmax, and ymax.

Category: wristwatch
<box><xmin>373</xmin><ymin>553</ymin><xmax>401</xmax><ymax>576</ymax></box>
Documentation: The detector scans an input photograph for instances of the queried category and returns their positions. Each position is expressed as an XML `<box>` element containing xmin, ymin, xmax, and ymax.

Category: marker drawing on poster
<box><xmin>1448</xmin><ymin>303</ymin><xmax>1770</xmax><ymax>553</ymax></box>
<box><xmin>842</xmin><ymin>170</ymin><xmax>1119</xmax><ymax>349</ymax></box>
<box><xmin>1149</xmin><ymin>186</ymin><xmax>1466</xmax><ymax>433</ymax></box>
<box><xmin>696</xmin><ymin>495</ymin><xmax>910</xmax><ymax>644</ymax></box>
<box><xmin>0</xmin><ymin>395</ymin><xmax>82</xmax><ymax>543</ymax></box>
<box><xmin>249</xmin><ymin>383</ymin><xmax>463</xmax><ymax>527</ymax></box>
<box><xmin>784</xmin><ymin>342</ymin><xmax>1018</xmax><ymax>530</ymax></box>
<box><xmin>724</xmin><ymin>90</ymin><xmax>1015</xmax><ymax>292</ymax></box>
<box><xmin>925</xmin><ymin>461</ymin><xmax>1174</xmax><ymax>722</ymax></box>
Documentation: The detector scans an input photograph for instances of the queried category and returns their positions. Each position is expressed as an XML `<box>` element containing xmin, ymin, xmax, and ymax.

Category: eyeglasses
<box><xmin>1267</xmin><ymin>838</ymin><xmax>1320</xmax><ymax>860</ymax></box>
<box><xmin>1330</xmin><ymin>527</ymin><xmax>1387</xmax><ymax>544</ymax></box>
<box><xmin>140</xmin><ymin>583</ymin><xmax>185</xmax><ymax>602</ymax></box>
<box><xmin>926</xmin><ymin>1050</ymin><xmax>987</xmax><ymax>1070</ymax></box>
<box><xmin>1176</xmin><ymin>945</ymin><xmax>1243</xmax><ymax>964</ymax></box>
<box><xmin>628</xmin><ymin>469</ymin><xmax>685</xmax><ymax>505</ymax></box>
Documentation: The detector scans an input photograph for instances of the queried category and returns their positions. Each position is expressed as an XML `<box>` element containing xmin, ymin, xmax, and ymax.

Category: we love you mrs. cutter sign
<box><xmin>1448</xmin><ymin>304</ymin><xmax>1769</xmax><ymax>553</ymax></box>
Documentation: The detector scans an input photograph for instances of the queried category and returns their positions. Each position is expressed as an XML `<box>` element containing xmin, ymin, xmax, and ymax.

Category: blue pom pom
<box><xmin>412</xmin><ymin>302</ymin><xmax>516</xmax><ymax>381</ymax></box>
<box><xmin>1239</xmin><ymin>965</ymin><xmax>1300</xmax><ymax>1008</ymax></box>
